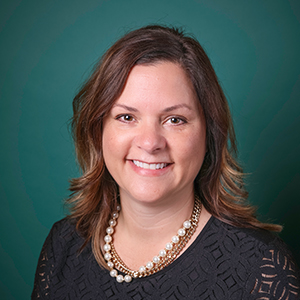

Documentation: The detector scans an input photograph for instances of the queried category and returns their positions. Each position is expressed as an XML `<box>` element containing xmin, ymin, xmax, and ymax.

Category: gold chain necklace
<box><xmin>103</xmin><ymin>197</ymin><xmax>202</xmax><ymax>283</ymax></box>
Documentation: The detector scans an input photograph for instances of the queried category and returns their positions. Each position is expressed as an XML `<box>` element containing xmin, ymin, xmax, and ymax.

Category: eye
<box><xmin>166</xmin><ymin>116</ymin><xmax>187</xmax><ymax>125</ymax></box>
<box><xmin>116</xmin><ymin>114</ymin><xmax>135</xmax><ymax>122</ymax></box>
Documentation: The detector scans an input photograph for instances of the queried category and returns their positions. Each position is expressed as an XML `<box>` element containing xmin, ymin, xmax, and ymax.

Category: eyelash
<box><xmin>165</xmin><ymin>116</ymin><xmax>187</xmax><ymax>125</ymax></box>
<box><xmin>115</xmin><ymin>114</ymin><xmax>187</xmax><ymax>125</ymax></box>
<box><xmin>115</xmin><ymin>114</ymin><xmax>135</xmax><ymax>122</ymax></box>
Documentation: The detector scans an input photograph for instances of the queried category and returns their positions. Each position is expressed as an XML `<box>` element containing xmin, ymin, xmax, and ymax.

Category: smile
<box><xmin>132</xmin><ymin>160</ymin><xmax>168</xmax><ymax>170</ymax></box>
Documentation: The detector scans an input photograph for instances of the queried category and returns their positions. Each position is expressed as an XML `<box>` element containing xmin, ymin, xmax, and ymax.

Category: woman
<box><xmin>32</xmin><ymin>25</ymin><xmax>299</xmax><ymax>299</ymax></box>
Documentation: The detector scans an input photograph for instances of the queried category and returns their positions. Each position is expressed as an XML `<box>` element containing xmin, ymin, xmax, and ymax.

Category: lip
<box><xmin>128</xmin><ymin>159</ymin><xmax>173</xmax><ymax>176</ymax></box>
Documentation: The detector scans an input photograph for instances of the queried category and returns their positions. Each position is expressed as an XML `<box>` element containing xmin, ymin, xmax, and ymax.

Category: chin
<box><xmin>121</xmin><ymin>188</ymin><xmax>170</xmax><ymax>205</ymax></box>
<box><xmin>133</xmin><ymin>193</ymin><xmax>165</xmax><ymax>203</ymax></box>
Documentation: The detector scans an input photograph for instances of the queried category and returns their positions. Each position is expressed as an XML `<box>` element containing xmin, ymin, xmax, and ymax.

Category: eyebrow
<box><xmin>113</xmin><ymin>104</ymin><xmax>139</xmax><ymax>112</ymax></box>
<box><xmin>163</xmin><ymin>104</ymin><xmax>192</xmax><ymax>112</ymax></box>
<box><xmin>113</xmin><ymin>103</ymin><xmax>193</xmax><ymax>112</ymax></box>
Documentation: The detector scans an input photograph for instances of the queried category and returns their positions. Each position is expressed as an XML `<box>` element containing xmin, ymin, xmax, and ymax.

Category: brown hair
<box><xmin>68</xmin><ymin>25</ymin><xmax>282</xmax><ymax>268</ymax></box>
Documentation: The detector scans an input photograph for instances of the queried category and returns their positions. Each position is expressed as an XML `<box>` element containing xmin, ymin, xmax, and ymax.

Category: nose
<box><xmin>134</xmin><ymin>122</ymin><xmax>166</xmax><ymax>153</ymax></box>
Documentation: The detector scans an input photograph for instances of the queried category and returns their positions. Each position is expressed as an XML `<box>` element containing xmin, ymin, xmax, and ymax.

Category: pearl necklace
<box><xmin>103</xmin><ymin>197</ymin><xmax>202</xmax><ymax>283</ymax></box>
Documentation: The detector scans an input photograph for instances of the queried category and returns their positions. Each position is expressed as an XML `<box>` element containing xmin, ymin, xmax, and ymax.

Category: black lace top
<box><xmin>32</xmin><ymin>216</ymin><xmax>300</xmax><ymax>299</ymax></box>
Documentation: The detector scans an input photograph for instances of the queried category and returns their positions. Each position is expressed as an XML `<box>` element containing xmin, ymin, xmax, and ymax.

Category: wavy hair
<box><xmin>68</xmin><ymin>25</ymin><xmax>282</xmax><ymax>268</ymax></box>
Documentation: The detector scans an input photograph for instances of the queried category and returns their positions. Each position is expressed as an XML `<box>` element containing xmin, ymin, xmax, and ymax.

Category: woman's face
<box><xmin>102</xmin><ymin>62</ymin><xmax>206</xmax><ymax>204</ymax></box>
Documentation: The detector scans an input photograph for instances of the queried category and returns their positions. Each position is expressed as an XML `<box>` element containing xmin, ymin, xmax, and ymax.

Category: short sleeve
<box><xmin>249</xmin><ymin>237</ymin><xmax>300</xmax><ymax>300</ymax></box>
<box><xmin>31</xmin><ymin>225</ymin><xmax>55</xmax><ymax>299</ymax></box>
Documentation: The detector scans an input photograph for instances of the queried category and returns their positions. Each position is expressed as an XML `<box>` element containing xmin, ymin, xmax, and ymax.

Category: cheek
<box><xmin>183</xmin><ymin>130</ymin><xmax>206</xmax><ymax>169</ymax></box>
<box><xmin>102</xmin><ymin>127</ymin><xmax>129</xmax><ymax>164</ymax></box>
<box><xmin>102</xmin><ymin>126</ymin><xmax>116</xmax><ymax>164</ymax></box>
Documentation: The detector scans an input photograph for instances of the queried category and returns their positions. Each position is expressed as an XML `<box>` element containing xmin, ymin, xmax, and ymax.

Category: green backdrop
<box><xmin>1</xmin><ymin>0</ymin><xmax>299</xmax><ymax>299</ymax></box>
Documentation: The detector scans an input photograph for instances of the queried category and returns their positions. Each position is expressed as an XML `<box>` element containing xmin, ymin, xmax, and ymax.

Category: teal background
<box><xmin>1</xmin><ymin>0</ymin><xmax>299</xmax><ymax>298</ymax></box>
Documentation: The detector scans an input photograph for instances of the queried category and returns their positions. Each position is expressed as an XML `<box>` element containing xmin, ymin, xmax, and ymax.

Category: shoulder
<box><xmin>209</xmin><ymin>217</ymin><xmax>300</xmax><ymax>299</ymax></box>
<box><xmin>49</xmin><ymin>217</ymin><xmax>81</xmax><ymax>244</ymax></box>
<box><xmin>32</xmin><ymin>217</ymin><xmax>85</xmax><ymax>299</ymax></box>
<box><xmin>209</xmin><ymin>216</ymin><xmax>299</xmax><ymax>272</ymax></box>
<box><xmin>50</xmin><ymin>217</ymin><xmax>78</xmax><ymax>237</ymax></box>
<box><xmin>201</xmin><ymin>216</ymin><xmax>281</xmax><ymax>260</ymax></box>
<box><xmin>34</xmin><ymin>217</ymin><xmax>82</xmax><ymax>268</ymax></box>
<box><xmin>209</xmin><ymin>216</ymin><xmax>292</xmax><ymax>253</ymax></box>
<box><xmin>43</xmin><ymin>217</ymin><xmax>83</xmax><ymax>258</ymax></box>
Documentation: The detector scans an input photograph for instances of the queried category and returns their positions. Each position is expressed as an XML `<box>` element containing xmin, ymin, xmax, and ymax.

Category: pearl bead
<box><xmin>178</xmin><ymin>228</ymin><xmax>186</xmax><ymax>236</ymax></box>
<box><xmin>172</xmin><ymin>236</ymin><xmax>179</xmax><ymax>243</ymax></box>
<box><xmin>109</xmin><ymin>219</ymin><xmax>116</xmax><ymax>227</ymax></box>
<box><xmin>153</xmin><ymin>256</ymin><xmax>160</xmax><ymax>263</ymax></box>
<box><xmin>139</xmin><ymin>266</ymin><xmax>146</xmax><ymax>273</ymax></box>
<box><xmin>110</xmin><ymin>269</ymin><xmax>118</xmax><ymax>277</ymax></box>
<box><xmin>146</xmin><ymin>261</ymin><xmax>153</xmax><ymax>269</ymax></box>
<box><xmin>103</xmin><ymin>244</ymin><xmax>111</xmax><ymax>252</ymax></box>
<box><xmin>159</xmin><ymin>249</ymin><xmax>166</xmax><ymax>257</ymax></box>
<box><xmin>112</xmin><ymin>212</ymin><xmax>119</xmax><ymax>219</ymax></box>
<box><xmin>183</xmin><ymin>220</ymin><xmax>191</xmax><ymax>229</ymax></box>
<box><xmin>166</xmin><ymin>243</ymin><xmax>173</xmax><ymax>250</ymax></box>
<box><xmin>107</xmin><ymin>261</ymin><xmax>114</xmax><ymax>268</ymax></box>
<box><xmin>116</xmin><ymin>275</ymin><xmax>124</xmax><ymax>283</ymax></box>
<box><xmin>124</xmin><ymin>275</ymin><xmax>132</xmax><ymax>282</ymax></box>
<box><xmin>104</xmin><ymin>235</ymin><xmax>112</xmax><ymax>243</ymax></box>
<box><xmin>106</xmin><ymin>227</ymin><xmax>114</xmax><ymax>235</ymax></box>
<box><xmin>104</xmin><ymin>252</ymin><xmax>111</xmax><ymax>261</ymax></box>
<box><xmin>116</xmin><ymin>205</ymin><xmax>121</xmax><ymax>211</ymax></box>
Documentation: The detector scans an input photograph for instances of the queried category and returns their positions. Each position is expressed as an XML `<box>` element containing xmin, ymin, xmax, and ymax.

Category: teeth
<box><xmin>133</xmin><ymin>160</ymin><xmax>167</xmax><ymax>170</ymax></box>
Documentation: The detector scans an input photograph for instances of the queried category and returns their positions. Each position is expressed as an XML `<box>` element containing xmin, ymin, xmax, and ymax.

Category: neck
<box><xmin>115</xmin><ymin>190</ymin><xmax>195</xmax><ymax>244</ymax></box>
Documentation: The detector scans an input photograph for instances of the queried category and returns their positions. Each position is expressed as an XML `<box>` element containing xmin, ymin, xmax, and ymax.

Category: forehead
<box><xmin>114</xmin><ymin>62</ymin><xmax>198</xmax><ymax>110</ymax></box>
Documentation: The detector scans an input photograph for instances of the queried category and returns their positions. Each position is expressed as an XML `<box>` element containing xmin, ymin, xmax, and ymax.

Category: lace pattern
<box><xmin>250</xmin><ymin>249</ymin><xmax>299</xmax><ymax>299</ymax></box>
